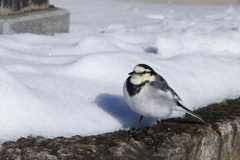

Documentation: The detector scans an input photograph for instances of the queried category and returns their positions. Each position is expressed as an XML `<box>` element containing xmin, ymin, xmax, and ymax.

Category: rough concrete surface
<box><xmin>0</xmin><ymin>98</ymin><xmax>239</xmax><ymax>160</ymax></box>
<box><xmin>0</xmin><ymin>6</ymin><xmax>69</xmax><ymax>35</ymax></box>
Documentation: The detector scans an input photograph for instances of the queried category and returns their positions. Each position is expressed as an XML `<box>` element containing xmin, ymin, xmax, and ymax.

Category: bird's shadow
<box><xmin>95</xmin><ymin>93</ymin><xmax>155</xmax><ymax>129</ymax></box>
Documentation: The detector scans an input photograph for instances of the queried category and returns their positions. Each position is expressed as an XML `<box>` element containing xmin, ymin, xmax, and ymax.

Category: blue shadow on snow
<box><xmin>95</xmin><ymin>93</ymin><xmax>155</xmax><ymax>129</ymax></box>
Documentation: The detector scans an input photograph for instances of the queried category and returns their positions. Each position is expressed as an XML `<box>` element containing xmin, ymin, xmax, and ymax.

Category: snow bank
<box><xmin>0</xmin><ymin>0</ymin><xmax>239</xmax><ymax>142</ymax></box>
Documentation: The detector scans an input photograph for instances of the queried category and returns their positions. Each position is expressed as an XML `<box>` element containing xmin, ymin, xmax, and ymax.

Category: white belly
<box><xmin>124</xmin><ymin>82</ymin><xmax>175</xmax><ymax>119</ymax></box>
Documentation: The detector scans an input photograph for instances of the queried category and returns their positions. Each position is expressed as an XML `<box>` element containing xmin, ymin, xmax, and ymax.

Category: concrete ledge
<box><xmin>0</xmin><ymin>98</ymin><xmax>239</xmax><ymax>159</ymax></box>
<box><xmin>0</xmin><ymin>7</ymin><xmax>70</xmax><ymax>34</ymax></box>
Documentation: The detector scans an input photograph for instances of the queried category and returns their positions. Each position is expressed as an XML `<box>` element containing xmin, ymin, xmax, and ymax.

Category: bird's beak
<box><xmin>128</xmin><ymin>71</ymin><xmax>137</xmax><ymax>75</ymax></box>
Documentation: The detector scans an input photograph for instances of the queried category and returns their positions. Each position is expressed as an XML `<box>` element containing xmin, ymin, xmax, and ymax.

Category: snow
<box><xmin>0</xmin><ymin>0</ymin><xmax>240</xmax><ymax>143</ymax></box>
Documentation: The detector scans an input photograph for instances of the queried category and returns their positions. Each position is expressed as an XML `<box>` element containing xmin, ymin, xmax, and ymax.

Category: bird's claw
<box><xmin>127</xmin><ymin>134</ymin><xmax>133</xmax><ymax>140</ymax></box>
<box><xmin>147</xmin><ymin>139</ymin><xmax>160</xmax><ymax>152</ymax></box>
<box><xmin>146</xmin><ymin>134</ymin><xmax>160</xmax><ymax>152</ymax></box>
<box><xmin>127</xmin><ymin>130</ymin><xmax>137</xmax><ymax>140</ymax></box>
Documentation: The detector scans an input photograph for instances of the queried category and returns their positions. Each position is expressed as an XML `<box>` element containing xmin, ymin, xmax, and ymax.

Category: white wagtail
<box><xmin>123</xmin><ymin>64</ymin><xmax>204</xmax><ymax>135</ymax></box>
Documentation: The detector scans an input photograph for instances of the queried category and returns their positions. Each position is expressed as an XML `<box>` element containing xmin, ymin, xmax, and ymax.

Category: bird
<box><xmin>123</xmin><ymin>64</ymin><xmax>204</xmax><ymax>136</ymax></box>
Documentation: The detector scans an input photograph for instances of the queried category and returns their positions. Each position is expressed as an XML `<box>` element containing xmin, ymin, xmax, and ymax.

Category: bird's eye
<box><xmin>142</xmin><ymin>71</ymin><xmax>147</xmax><ymax>74</ymax></box>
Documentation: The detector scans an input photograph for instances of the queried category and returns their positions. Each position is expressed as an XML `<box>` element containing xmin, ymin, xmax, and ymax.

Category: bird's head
<box><xmin>129</xmin><ymin>64</ymin><xmax>156</xmax><ymax>85</ymax></box>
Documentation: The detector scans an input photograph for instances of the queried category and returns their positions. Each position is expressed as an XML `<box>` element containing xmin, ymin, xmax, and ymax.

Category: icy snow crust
<box><xmin>0</xmin><ymin>0</ymin><xmax>240</xmax><ymax>142</ymax></box>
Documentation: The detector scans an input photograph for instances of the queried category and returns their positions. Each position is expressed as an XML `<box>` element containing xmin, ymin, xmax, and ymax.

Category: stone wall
<box><xmin>0</xmin><ymin>98</ymin><xmax>239</xmax><ymax>159</ymax></box>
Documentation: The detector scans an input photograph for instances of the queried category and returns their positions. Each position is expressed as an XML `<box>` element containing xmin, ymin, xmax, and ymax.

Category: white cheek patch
<box><xmin>130</xmin><ymin>75</ymin><xmax>143</xmax><ymax>85</ymax></box>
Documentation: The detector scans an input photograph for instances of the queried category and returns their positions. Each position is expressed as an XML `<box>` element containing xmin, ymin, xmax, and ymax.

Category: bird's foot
<box><xmin>127</xmin><ymin>134</ymin><xmax>134</xmax><ymax>140</ymax></box>
<box><xmin>147</xmin><ymin>139</ymin><xmax>160</xmax><ymax>152</ymax></box>
<box><xmin>127</xmin><ymin>130</ymin><xmax>136</xmax><ymax>140</ymax></box>
<box><xmin>146</xmin><ymin>134</ymin><xmax>160</xmax><ymax>152</ymax></box>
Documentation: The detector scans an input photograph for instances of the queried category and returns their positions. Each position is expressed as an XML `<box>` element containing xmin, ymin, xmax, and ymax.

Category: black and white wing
<box><xmin>151</xmin><ymin>74</ymin><xmax>204</xmax><ymax>122</ymax></box>
<box><xmin>150</xmin><ymin>74</ymin><xmax>181</xmax><ymax>101</ymax></box>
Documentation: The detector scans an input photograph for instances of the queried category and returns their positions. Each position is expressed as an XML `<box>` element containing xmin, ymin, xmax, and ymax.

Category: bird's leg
<box><xmin>128</xmin><ymin>115</ymin><xmax>143</xmax><ymax>140</ymax></box>
<box><xmin>156</xmin><ymin>119</ymin><xmax>161</xmax><ymax>132</ymax></box>
<box><xmin>148</xmin><ymin>119</ymin><xmax>161</xmax><ymax>152</ymax></box>
<box><xmin>135</xmin><ymin>115</ymin><xmax>144</xmax><ymax>132</ymax></box>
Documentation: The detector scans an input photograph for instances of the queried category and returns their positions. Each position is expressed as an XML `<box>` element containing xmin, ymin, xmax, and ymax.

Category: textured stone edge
<box><xmin>0</xmin><ymin>98</ymin><xmax>239</xmax><ymax>160</ymax></box>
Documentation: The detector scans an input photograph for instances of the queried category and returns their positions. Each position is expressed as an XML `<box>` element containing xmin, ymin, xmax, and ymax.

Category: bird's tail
<box><xmin>176</xmin><ymin>101</ymin><xmax>205</xmax><ymax>123</ymax></box>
